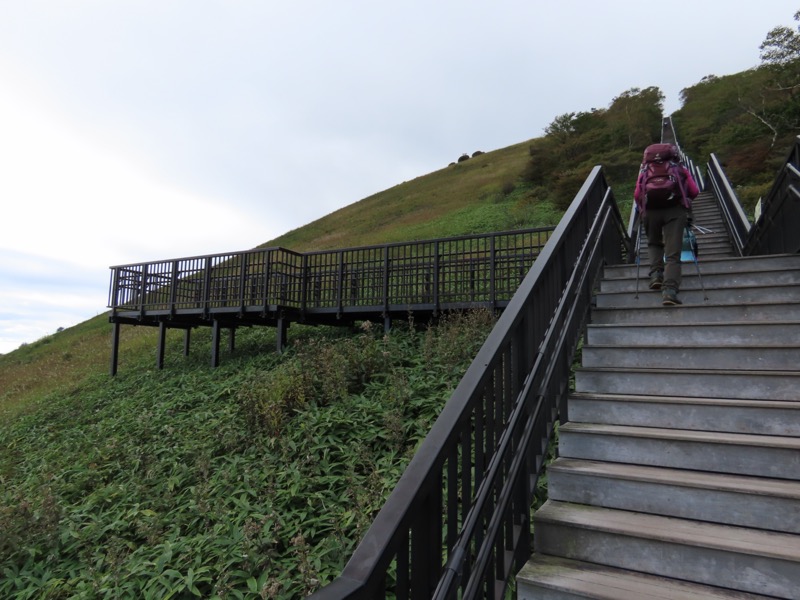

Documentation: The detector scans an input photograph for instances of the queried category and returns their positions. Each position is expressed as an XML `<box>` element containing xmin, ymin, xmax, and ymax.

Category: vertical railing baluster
<box><xmin>433</xmin><ymin>241</ymin><xmax>440</xmax><ymax>315</ymax></box>
<box><xmin>490</xmin><ymin>234</ymin><xmax>496</xmax><ymax>309</ymax></box>
<box><xmin>383</xmin><ymin>246</ymin><xmax>390</xmax><ymax>317</ymax></box>
<box><xmin>202</xmin><ymin>257</ymin><xmax>212</xmax><ymax>319</ymax></box>
<box><xmin>170</xmin><ymin>260</ymin><xmax>178</xmax><ymax>317</ymax></box>
<box><xmin>300</xmin><ymin>253</ymin><xmax>308</xmax><ymax>316</ymax></box>
<box><xmin>238</xmin><ymin>252</ymin><xmax>248</xmax><ymax>314</ymax></box>
<box><xmin>108</xmin><ymin>267</ymin><xmax>118</xmax><ymax>311</ymax></box>
<box><xmin>139</xmin><ymin>263</ymin><xmax>148</xmax><ymax>318</ymax></box>
<box><xmin>262</xmin><ymin>250</ymin><xmax>272</xmax><ymax>315</ymax></box>
<box><xmin>336</xmin><ymin>250</ymin><xmax>344</xmax><ymax>317</ymax></box>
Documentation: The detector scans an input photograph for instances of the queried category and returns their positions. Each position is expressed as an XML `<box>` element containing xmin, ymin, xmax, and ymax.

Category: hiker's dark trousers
<box><xmin>644</xmin><ymin>204</ymin><xmax>688</xmax><ymax>291</ymax></box>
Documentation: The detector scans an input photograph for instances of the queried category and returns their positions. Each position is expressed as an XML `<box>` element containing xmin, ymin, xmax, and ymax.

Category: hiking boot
<box><xmin>648</xmin><ymin>272</ymin><xmax>664</xmax><ymax>290</ymax></box>
<box><xmin>662</xmin><ymin>287</ymin><xmax>682</xmax><ymax>306</ymax></box>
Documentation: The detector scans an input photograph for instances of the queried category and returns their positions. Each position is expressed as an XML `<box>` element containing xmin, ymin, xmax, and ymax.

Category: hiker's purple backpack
<box><xmin>639</xmin><ymin>143</ymin><xmax>684</xmax><ymax>209</ymax></box>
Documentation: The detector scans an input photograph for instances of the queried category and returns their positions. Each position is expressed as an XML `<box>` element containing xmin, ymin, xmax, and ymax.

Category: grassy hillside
<box><xmin>262</xmin><ymin>139</ymin><xmax>562</xmax><ymax>252</ymax></box>
<box><xmin>1</xmin><ymin>314</ymin><xmax>496</xmax><ymax>599</ymax></box>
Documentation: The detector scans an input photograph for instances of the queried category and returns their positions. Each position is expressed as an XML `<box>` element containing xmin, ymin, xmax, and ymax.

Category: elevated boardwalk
<box><xmin>108</xmin><ymin>227</ymin><xmax>554</xmax><ymax>373</ymax></box>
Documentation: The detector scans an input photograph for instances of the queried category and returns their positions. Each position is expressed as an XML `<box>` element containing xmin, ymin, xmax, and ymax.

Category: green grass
<box><xmin>0</xmin><ymin>312</ymin><xmax>496</xmax><ymax>598</ymax></box>
<box><xmin>262</xmin><ymin>140</ymin><xmax>562</xmax><ymax>251</ymax></box>
<box><xmin>0</xmin><ymin>315</ymin><xmax>161</xmax><ymax>423</ymax></box>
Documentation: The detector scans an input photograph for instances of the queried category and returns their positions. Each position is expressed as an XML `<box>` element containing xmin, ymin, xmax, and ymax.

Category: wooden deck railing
<box><xmin>108</xmin><ymin>227</ymin><xmax>555</xmax><ymax>373</ymax></box>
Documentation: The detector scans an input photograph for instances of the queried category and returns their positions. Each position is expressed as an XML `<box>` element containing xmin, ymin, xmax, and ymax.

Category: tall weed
<box><xmin>0</xmin><ymin>312</ymin><xmax>495</xmax><ymax>598</ymax></box>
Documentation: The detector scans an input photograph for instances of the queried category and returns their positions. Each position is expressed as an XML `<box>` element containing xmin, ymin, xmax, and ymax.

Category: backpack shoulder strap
<box><xmin>669</xmin><ymin>162</ymin><xmax>691</xmax><ymax>207</ymax></box>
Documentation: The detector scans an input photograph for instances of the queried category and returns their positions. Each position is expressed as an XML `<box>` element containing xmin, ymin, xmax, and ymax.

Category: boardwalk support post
<box><xmin>277</xmin><ymin>317</ymin><xmax>288</xmax><ymax>352</ymax></box>
<box><xmin>110</xmin><ymin>321</ymin><xmax>120</xmax><ymax>376</ymax></box>
<box><xmin>157</xmin><ymin>322</ymin><xmax>167</xmax><ymax>369</ymax></box>
<box><xmin>211</xmin><ymin>320</ymin><xmax>221</xmax><ymax>368</ymax></box>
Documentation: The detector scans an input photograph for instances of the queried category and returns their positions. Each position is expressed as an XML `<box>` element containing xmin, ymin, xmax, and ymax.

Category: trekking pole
<box><xmin>687</xmin><ymin>226</ymin><xmax>709</xmax><ymax>301</ymax></box>
<box><xmin>634</xmin><ymin>218</ymin><xmax>644</xmax><ymax>299</ymax></box>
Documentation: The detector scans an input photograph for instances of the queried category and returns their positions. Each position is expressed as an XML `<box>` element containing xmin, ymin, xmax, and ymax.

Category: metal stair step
<box><xmin>518</xmin><ymin>554</ymin><xmax>775</xmax><ymax>600</ymax></box>
<box><xmin>532</xmin><ymin>501</ymin><xmax>800</xmax><ymax>598</ymax></box>
<box><xmin>581</xmin><ymin>344</ymin><xmax>800</xmax><ymax>370</ymax></box>
<box><xmin>603</xmin><ymin>254</ymin><xmax>800</xmax><ymax>279</ymax></box>
<box><xmin>585</xmin><ymin>321</ymin><xmax>800</xmax><ymax>346</ymax></box>
<box><xmin>568</xmin><ymin>392</ymin><xmax>800</xmax><ymax>436</ymax></box>
<box><xmin>546</xmin><ymin>458</ymin><xmax>800</xmax><ymax>534</ymax></box>
<box><xmin>590</xmin><ymin>301</ymin><xmax>800</xmax><ymax>324</ymax></box>
<box><xmin>636</xmin><ymin>237</ymin><xmax>730</xmax><ymax>250</ymax></box>
<box><xmin>600</xmin><ymin>268</ymin><xmax>800</xmax><ymax>293</ymax></box>
<box><xmin>595</xmin><ymin>283</ymin><xmax>800</xmax><ymax>308</ymax></box>
<box><xmin>637</xmin><ymin>234</ymin><xmax>728</xmax><ymax>246</ymax></box>
<box><xmin>575</xmin><ymin>365</ymin><xmax>800</xmax><ymax>400</ymax></box>
<box><xmin>558</xmin><ymin>422</ymin><xmax>800</xmax><ymax>479</ymax></box>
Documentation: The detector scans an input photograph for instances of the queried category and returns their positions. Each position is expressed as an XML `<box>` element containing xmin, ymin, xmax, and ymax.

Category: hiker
<box><xmin>634</xmin><ymin>144</ymin><xmax>700</xmax><ymax>306</ymax></box>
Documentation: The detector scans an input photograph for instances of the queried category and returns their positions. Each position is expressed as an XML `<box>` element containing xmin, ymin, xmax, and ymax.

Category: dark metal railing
<box><xmin>705</xmin><ymin>154</ymin><xmax>752</xmax><ymax>256</ymax></box>
<box><xmin>108</xmin><ymin>247</ymin><xmax>306</xmax><ymax>315</ymax></box>
<box><xmin>707</xmin><ymin>135</ymin><xmax>800</xmax><ymax>256</ymax></box>
<box><xmin>108</xmin><ymin>229</ymin><xmax>554</xmax><ymax>319</ymax></box>
<box><xmin>309</xmin><ymin>166</ymin><xmax>630</xmax><ymax>599</ymax></box>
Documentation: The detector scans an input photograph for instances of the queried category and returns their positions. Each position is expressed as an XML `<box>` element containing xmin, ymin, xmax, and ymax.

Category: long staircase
<box><xmin>518</xmin><ymin>191</ymin><xmax>800</xmax><ymax>597</ymax></box>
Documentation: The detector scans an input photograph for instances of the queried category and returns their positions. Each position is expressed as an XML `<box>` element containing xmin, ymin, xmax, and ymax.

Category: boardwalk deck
<box><xmin>108</xmin><ymin>227</ymin><xmax>555</xmax><ymax>373</ymax></box>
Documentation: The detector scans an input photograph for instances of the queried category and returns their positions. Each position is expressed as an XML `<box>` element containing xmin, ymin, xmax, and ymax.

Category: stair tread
<box><xmin>584</xmin><ymin>342</ymin><xmax>800</xmax><ymax>349</ymax></box>
<box><xmin>549</xmin><ymin>458</ymin><xmax>800</xmax><ymax>499</ymax></box>
<box><xmin>569</xmin><ymin>391</ymin><xmax>800</xmax><ymax>410</ymax></box>
<box><xmin>560</xmin><ymin>422</ymin><xmax>800</xmax><ymax>449</ymax></box>
<box><xmin>518</xmin><ymin>554</ymin><xmax>775</xmax><ymax>600</ymax></box>
<box><xmin>598</xmin><ymin>281</ymin><xmax>800</xmax><ymax>295</ymax></box>
<box><xmin>536</xmin><ymin>501</ymin><xmax>800</xmax><ymax>561</ymax></box>
<box><xmin>588</xmin><ymin>320</ymin><xmax>800</xmax><ymax>328</ymax></box>
<box><xmin>576</xmin><ymin>365</ymin><xmax>800</xmax><ymax>377</ymax></box>
<box><xmin>605</xmin><ymin>253</ymin><xmax>800</xmax><ymax>268</ymax></box>
<box><xmin>592</xmin><ymin>300</ymin><xmax>800</xmax><ymax>312</ymax></box>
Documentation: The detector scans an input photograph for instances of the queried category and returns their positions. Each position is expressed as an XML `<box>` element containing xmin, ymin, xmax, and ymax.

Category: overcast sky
<box><xmin>1</xmin><ymin>1</ymin><xmax>796</xmax><ymax>354</ymax></box>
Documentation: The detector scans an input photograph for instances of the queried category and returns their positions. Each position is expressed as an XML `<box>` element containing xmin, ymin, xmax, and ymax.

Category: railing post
<box><xmin>238</xmin><ymin>252</ymin><xmax>249</xmax><ymax>315</ymax></box>
<box><xmin>433</xmin><ymin>241</ymin><xmax>440</xmax><ymax>315</ymax></box>
<box><xmin>203</xmin><ymin>258</ymin><xmax>212</xmax><ymax>319</ymax></box>
<box><xmin>490</xmin><ymin>234</ymin><xmax>497</xmax><ymax>309</ymax></box>
<box><xmin>337</xmin><ymin>250</ymin><xmax>345</xmax><ymax>318</ymax></box>
<box><xmin>411</xmin><ymin>473</ymin><xmax>443</xmax><ymax>599</ymax></box>
<box><xmin>170</xmin><ymin>260</ymin><xmax>179</xmax><ymax>317</ymax></box>
<box><xmin>139</xmin><ymin>263</ymin><xmax>148</xmax><ymax>318</ymax></box>
<box><xmin>300</xmin><ymin>253</ymin><xmax>308</xmax><ymax>317</ymax></box>
<box><xmin>262</xmin><ymin>250</ymin><xmax>272</xmax><ymax>315</ymax></box>
<box><xmin>383</xmin><ymin>246</ymin><xmax>390</xmax><ymax>318</ymax></box>
<box><xmin>108</xmin><ymin>267</ymin><xmax>118</xmax><ymax>311</ymax></box>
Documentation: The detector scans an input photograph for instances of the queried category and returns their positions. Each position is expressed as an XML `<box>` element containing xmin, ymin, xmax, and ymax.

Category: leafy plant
<box><xmin>0</xmin><ymin>314</ymin><xmax>494</xmax><ymax>598</ymax></box>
